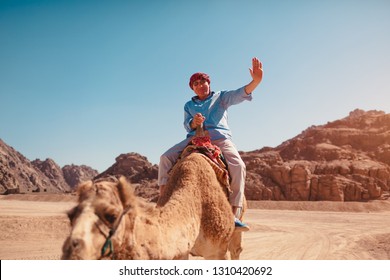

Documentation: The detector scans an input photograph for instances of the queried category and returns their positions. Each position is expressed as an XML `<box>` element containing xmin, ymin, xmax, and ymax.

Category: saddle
<box><xmin>178</xmin><ymin>125</ymin><xmax>231</xmax><ymax>194</ymax></box>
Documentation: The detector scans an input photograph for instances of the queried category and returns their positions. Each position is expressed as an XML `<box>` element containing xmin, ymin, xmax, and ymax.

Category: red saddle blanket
<box><xmin>179</xmin><ymin>136</ymin><xmax>231</xmax><ymax>191</ymax></box>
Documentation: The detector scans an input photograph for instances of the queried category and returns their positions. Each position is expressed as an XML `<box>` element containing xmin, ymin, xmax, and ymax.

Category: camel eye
<box><xmin>104</xmin><ymin>213</ymin><xmax>117</xmax><ymax>224</ymax></box>
<box><xmin>67</xmin><ymin>207</ymin><xmax>77</xmax><ymax>222</ymax></box>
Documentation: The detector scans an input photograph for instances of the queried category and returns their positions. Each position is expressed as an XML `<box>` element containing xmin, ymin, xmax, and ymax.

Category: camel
<box><xmin>62</xmin><ymin>153</ymin><xmax>245</xmax><ymax>260</ymax></box>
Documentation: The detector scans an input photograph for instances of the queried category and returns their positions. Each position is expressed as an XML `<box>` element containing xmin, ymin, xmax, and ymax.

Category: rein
<box><xmin>99</xmin><ymin>205</ymin><xmax>132</xmax><ymax>259</ymax></box>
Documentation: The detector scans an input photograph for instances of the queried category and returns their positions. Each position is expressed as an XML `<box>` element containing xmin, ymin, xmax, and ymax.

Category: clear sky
<box><xmin>1</xmin><ymin>0</ymin><xmax>389</xmax><ymax>172</ymax></box>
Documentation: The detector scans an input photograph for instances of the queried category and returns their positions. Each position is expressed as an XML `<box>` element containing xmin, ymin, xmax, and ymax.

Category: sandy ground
<box><xmin>0</xmin><ymin>194</ymin><xmax>390</xmax><ymax>260</ymax></box>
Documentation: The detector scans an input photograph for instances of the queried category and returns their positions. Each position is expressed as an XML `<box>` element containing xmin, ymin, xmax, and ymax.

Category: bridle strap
<box><xmin>100</xmin><ymin>205</ymin><xmax>132</xmax><ymax>259</ymax></box>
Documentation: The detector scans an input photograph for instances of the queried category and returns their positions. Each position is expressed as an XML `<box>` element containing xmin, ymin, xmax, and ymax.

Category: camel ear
<box><xmin>76</xmin><ymin>180</ymin><xmax>94</xmax><ymax>202</ymax></box>
<box><xmin>117</xmin><ymin>176</ymin><xmax>135</xmax><ymax>207</ymax></box>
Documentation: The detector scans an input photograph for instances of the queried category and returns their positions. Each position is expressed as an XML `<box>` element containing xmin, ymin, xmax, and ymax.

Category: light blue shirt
<box><xmin>184</xmin><ymin>86</ymin><xmax>252</xmax><ymax>140</ymax></box>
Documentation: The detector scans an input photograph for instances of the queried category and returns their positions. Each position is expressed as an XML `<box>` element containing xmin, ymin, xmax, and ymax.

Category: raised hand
<box><xmin>245</xmin><ymin>57</ymin><xmax>263</xmax><ymax>94</ymax></box>
<box><xmin>249</xmin><ymin>57</ymin><xmax>263</xmax><ymax>84</ymax></box>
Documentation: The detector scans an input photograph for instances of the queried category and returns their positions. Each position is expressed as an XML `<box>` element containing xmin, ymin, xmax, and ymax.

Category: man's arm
<box><xmin>245</xmin><ymin>57</ymin><xmax>263</xmax><ymax>94</ymax></box>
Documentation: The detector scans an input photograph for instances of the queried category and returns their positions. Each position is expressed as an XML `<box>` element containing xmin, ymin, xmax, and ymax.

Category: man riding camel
<box><xmin>158</xmin><ymin>57</ymin><xmax>263</xmax><ymax>231</ymax></box>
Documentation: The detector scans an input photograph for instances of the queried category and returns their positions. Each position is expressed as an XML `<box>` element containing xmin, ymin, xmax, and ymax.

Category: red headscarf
<box><xmin>189</xmin><ymin>72</ymin><xmax>210</xmax><ymax>89</ymax></box>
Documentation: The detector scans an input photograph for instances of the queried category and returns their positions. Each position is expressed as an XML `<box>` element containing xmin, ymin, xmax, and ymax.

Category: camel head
<box><xmin>61</xmin><ymin>176</ymin><xmax>137</xmax><ymax>259</ymax></box>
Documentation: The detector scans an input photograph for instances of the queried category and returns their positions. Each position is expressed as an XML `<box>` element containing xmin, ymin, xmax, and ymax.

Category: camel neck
<box><xmin>121</xmin><ymin>202</ymin><xmax>201</xmax><ymax>260</ymax></box>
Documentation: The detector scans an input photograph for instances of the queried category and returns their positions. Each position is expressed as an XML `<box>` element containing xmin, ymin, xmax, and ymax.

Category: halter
<box><xmin>98</xmin><ymin>204</ymin><xmax>132</xmax><ymax>259</ymax></box>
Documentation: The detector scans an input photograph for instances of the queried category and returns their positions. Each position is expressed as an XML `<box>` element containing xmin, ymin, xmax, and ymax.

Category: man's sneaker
<box><xmin>234</xmin><ymin>217</ymin><xmax>250</xmax><ymax>232</ymax></box>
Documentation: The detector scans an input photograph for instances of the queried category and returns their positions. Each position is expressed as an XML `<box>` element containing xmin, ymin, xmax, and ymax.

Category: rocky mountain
<box><xmin>0</xmin><ymin>140</ymin><xmax>58</xmax><ymax>194</ymax></box>
<box><xmin>31</xmin><ymin>158</ymin><xmax>71</xmax><ymax>192</ymax></box>
<box><xmin>0</xmin><ymin>139</ymin><xmax>98</xmax><ymax>194</ymax></box>
<box><xmin>1</xmin><ymin>109</ymin><xmax>389</xmax><ymax>202</ymax></box>
<box><xmin>62</xmin><ymin>164</ymin><xmax>100</xmax><ymax>188</ymax></box>
<box><xmin>95</xmin><ymin>153</ymin><xmax>159</xmax><ymax>201</ymax></box>
<box><xmin>93</xmin><ymin>109</ymin><xmax>390</xmax><ymax>202</ymax></box>
<box><xmin>241</xmin><ymin>109</ymin><xmax>390</xmax><ymax>201</ymax></box>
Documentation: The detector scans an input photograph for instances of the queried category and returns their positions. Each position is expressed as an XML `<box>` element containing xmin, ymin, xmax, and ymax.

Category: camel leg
<box><xmin>204</xmin><ymin>252</ymin><xmax>228</xmax><ymax>260</ymax></box>
<box><xmin>228</xmin><ymin>231</ymin><xmax>243</xmax><ymax>260</ymax></box>
<box><xmin>202</xmin><ymin>244</ymin><xmax>229</xmax><ymax>260</ymax></box>
<box><xmin>174</xmin><ymin>253</ymin><xmax>190</xmax><ymax>260</ymax></box>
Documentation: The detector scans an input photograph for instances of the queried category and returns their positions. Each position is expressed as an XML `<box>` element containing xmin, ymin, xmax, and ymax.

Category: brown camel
<box><xmin>62</xmin><ymin>153</ymin><xmax>244</xmax><ymax>260</ymax></box>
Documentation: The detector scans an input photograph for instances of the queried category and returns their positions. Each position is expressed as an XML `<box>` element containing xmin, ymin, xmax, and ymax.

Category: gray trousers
<box><xmin>158</xmin><ymin>138</ymin><xmax>246</xmax><ymax>207</ymax></box>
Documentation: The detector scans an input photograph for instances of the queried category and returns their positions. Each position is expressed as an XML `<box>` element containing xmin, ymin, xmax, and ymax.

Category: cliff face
<box><xmin>242</xmin><ymin>109</ymin><xmax>390</xmax><ymax>201</ymax></box>
<box><xmin>94</xmin><ymin>109</ymin><xmax>390</xmax><ymax>202</ymax></box>
<box><xmin>62</xmin><ymin>164</ymin><xmax>99</xmax><ymax>188</ymax></box>
<box><xmin>95</xmin><ymin>152</ymin><xmax>159</xmax><ymax>201</ymax></box>
<box><xmin>31</xmin><ymin>158</ymin><xmax>71</xmax><ymax>192</ymax></box>
<box><xmin>2</xmin><ymin>109</ymin><xmax>389</xmax><ymax>201</ymax></box>
<box><xmin>0</xmin><ymin>139</ymin><xmax>56</xmax><ymax>194</ymax></box>
<box><xmin>0</xmin><ymin>139</ymin><xmax>98</xmax><ymax>194</ymax></box>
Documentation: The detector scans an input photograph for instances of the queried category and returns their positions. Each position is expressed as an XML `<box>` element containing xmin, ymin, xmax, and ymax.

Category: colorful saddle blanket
<box><xmin>179</xmin><ymin>135</ymin><xmax>231</xmax><ymax>192</ymax></box>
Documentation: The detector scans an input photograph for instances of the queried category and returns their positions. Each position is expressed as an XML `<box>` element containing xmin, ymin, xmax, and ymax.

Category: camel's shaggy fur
<box><xmin>62</xmin><ymin>153</ymin><xmax>244</xmax><ymax>260</ymax></box>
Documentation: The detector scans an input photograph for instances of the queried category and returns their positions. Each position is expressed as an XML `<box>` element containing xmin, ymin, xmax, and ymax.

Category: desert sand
<box><xmin>0</xmin><ymin>194</ymin><xmax>389</xmax><ymax>260</ymax></box>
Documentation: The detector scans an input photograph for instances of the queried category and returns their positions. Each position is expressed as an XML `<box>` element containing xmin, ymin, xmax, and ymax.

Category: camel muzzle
<box><xmin>61</xmin><ymin>237</ymin><xmax>87</xmax><ymax>260</ymax></box>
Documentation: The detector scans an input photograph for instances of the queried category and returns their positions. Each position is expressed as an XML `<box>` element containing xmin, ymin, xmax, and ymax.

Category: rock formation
<box><xmin>63</xmin><ymin>164</ymin><xmax>99</xmax><ymax>188</ymax></box>
<box><xmin>32</xmin><ymin>158</ymin><xmax>71</xmax><ymax>192</ymax></box>
<box><xmin>0</xmin><ymin>139</ymin><xmax>57</xmax><ymax>194</ymax></box>
<box><xmin>1</xmin><ymin>109</ymin><xmax>389</xmax><ymax>202</ymax></box>
<box><xmin>0</xmin><ymin>139</ymin><xmax>98</xmax><ymax>194</ymax></box>
<box><xmin>241</xmin><ymin>109</ymin><xmax>390</xmax><ymax>201</ymax></box>
<box><xmin>94</xmin><ymin>152</ymin><xmax>159</xmax><ymax>201</ymax></box>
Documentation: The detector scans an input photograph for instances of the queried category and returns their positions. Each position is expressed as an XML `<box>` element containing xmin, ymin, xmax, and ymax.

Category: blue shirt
<box><xmin>184</xmin><ymin>86</ymin><xmax>252</xmax><ymax>140</ymax></box>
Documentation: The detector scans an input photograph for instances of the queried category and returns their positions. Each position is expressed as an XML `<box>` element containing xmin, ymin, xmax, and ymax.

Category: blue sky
<box><xmin>1</xmin><ymin>0</ymin><xmax>389</xmax><ymax>172</ymax></box>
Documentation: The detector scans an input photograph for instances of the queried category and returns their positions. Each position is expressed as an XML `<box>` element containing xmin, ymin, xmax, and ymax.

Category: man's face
<box><xmin>192</xmin><ymin>79</ymin><xmax>210</xmax><ymax>100</ymax></box>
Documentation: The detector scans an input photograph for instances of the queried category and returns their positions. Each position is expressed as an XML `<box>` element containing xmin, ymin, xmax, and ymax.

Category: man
<box><xmin>159</xmin><ymin>57</ymin><xmax>263</xmax><ymax>231</ymax></box>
